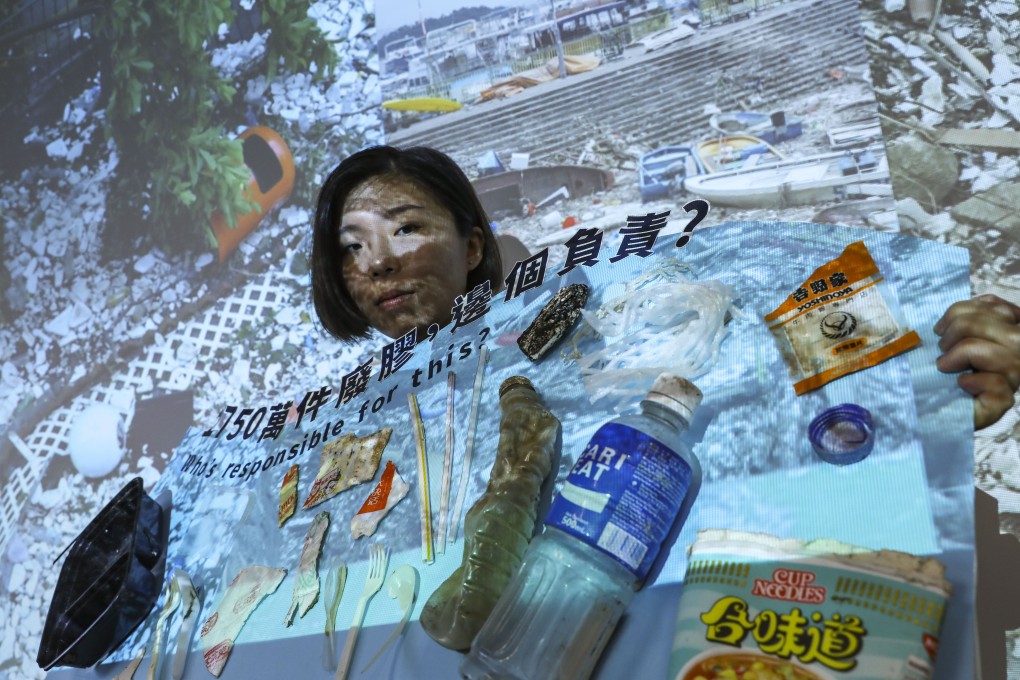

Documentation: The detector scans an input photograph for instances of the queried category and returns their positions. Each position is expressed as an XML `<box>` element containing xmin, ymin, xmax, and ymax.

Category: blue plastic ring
<box><xmin>808</xmin><ymin>404</ymin><xmax>875</xmax><ymax>465</ymax></box>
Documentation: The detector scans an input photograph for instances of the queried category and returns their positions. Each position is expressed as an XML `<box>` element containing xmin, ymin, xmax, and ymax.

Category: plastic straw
<box><xmin>436</xmin><ymin>371</ymin><xmax>456</xmax><ymax>554</ymax></box>
<box><xmin>449</xmin><ymin>345</ymin><xmax>488</xmax><ymax>543</ymax></box>
<box><xmin>407</xmin><ymin>393</ymin><xmax>433</xmax><ymax>564</ymax></box>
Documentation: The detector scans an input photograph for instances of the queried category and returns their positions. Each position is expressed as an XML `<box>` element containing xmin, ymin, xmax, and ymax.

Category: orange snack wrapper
<box><xmin>351</xmin><ymin>460</ymin><xmax>410</xmax><ymax>539</ymax></box>
<box><xmin>278</xmin><ymin>464</ymin><xmax>298</xmax><ymax>528</ymax></box>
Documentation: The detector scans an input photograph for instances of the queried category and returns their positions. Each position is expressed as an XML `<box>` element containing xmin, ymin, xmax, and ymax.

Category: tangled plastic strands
<box><xmin>576</xmin><ymin>263</ymin><xmax>741</xmax><ymax>404</ymax></box>
<box><xmin>587</xmin><ymin>260</ymin><xmax>697</xmax><ymax>327</ymax></box>
<box><xmin>407</xmin><ymin>392</ymin><xmax>434</xmax><ymax>564</ymax></box>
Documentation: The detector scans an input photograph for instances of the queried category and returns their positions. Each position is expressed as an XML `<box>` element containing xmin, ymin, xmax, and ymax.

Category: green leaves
<box><xmin>177</xmin><ymin>189</ymin><xmax>198</xmax><ymax>206</ymax></box>
<box><xmin>95</xmin><ymin>0</ymin><xmax>328</xmax><ymax>254</ymax></box>
<box><xmin>145</xmin><ymin>129</ymin><xmax>258</xmax><ymax>242</ymax></box>
<box><xmin>262</xmin><ymin>1</ymin><xmax>338</xmax><ymax>80</ymax></box>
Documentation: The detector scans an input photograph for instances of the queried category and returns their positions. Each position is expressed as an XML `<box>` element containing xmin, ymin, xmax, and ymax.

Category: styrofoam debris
<box><xmin>987</xmin><ymin>1</ymin><xmax>1019</xmax><ymax>15</ymax></box>
<box><xmin>134</xmin><ymin>252</ymin><xmax>158</xmax><ymax>274</ymax></box>
<box><xmin>43</xmin><ymin>301</ymin><xmax>93</xmax><ymax>337</ymax></box>
<box><xmin>990</xmin><ymin>51</ymin><xmax>1020</xmax><ymax>83</ymax></box>
<box><xmin>919</xmin><ymin>75</ymin><xmax>947</xmax><ymax>125</ymax></box>
<box><xmin>194</xmin><ymin>252</ymin><xmax>214</xmax><ymax>270</ymax></box>
<box><xmin>883</xmin><ymin>36</ymin><xmax>924</xmax><ymax>58</ymax></box>
<box><xmin>45</xmin><ymin>139</ymin><xmax>69</xmax><ymax>158</ymax></box>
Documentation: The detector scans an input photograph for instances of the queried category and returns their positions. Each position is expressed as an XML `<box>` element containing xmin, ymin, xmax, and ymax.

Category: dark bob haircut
<box><xmin>311</xmin><ymin>145</ymin><xmax>502</xmax><ymax>342</ymax></box>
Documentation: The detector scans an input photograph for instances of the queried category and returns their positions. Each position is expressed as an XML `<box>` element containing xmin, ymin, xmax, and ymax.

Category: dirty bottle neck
<box><xmin>639</xmin><ymin>399</ymin><xmax>690</xmax><ymax>434</ymax></box>
<box><xmin>499</xmin><ymin>376</ymin><xmax>540</xmax><ymax>409</ymax></box>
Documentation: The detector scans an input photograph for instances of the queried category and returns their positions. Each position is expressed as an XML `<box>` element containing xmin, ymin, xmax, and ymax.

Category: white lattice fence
<box><xmin>0</xmin><ymin>465</ymin><xmax>39</xmax><ymax>553</ymax></box>
<box><xmin>0</xmin><ymin>435</ymin><xmax>44</xmax><ymax>552</ymax></box>
<box><xmin>22</xmin><ymin>409</ymin><xmax>75</xmax><ymax>461</ymax></box>
<box><xmin>0</xmin><ymin>271</ymin><xmax>284</xmax><ymax>556</ymax></box>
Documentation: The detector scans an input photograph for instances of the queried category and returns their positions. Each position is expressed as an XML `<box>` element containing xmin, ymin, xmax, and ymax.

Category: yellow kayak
<box><xmin>381</xmin><ymin>97</ymin><xmax>462</xmax><ymax>112</ymax></box>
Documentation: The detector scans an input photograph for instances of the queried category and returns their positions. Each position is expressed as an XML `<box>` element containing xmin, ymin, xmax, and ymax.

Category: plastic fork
<box><xmin>361</xmin><ymin>565</ymin><xmax>419</xmax><ymax>672</ymax></box>
<box><xmin>334</xmin><ymin>544</ymin><xmax>389</xmax><ymax>680</ymax></box>
<box><xmin>321</xmin><ymin>558</ymin><xmax>347</xmax><ymax>671</ymax></box>
<box><xmin>146</xmin><ymin>571</ymin><xmax>182</xmax><ymax>680</ymax></box>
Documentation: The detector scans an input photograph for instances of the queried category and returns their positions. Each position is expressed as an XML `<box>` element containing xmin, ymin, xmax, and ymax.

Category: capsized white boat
<box><xmin>684</xmin><ymin>146</ymin><xmax>890</xmax><ymax>209</ymax></box>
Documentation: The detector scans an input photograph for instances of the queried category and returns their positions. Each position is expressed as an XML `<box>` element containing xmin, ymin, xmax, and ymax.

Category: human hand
<box><xmin>934</xmin><ymin>294</ymin><xmax>1020</xmax><ymax>430</ymax></box>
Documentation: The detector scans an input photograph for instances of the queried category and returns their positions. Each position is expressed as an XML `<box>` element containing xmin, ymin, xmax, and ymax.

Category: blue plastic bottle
<box><xmin>461</xmin><ymin>374</ymin><xmax>703</xmax><ymax>680</ymax></box>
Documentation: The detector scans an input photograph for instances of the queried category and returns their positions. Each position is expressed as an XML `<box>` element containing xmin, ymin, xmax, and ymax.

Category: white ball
<box><xmin>67</xmin><ymin>404</ymin><xmax>126</xmax><ymax>478</ymax></box>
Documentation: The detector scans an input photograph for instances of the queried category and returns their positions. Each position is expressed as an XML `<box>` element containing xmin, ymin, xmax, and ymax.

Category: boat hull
<box><xmin>639</xmin><ymin>145</ymin><xmax>706</xmax><ymax>202</ymax></box>
<box><xmin>709</xmin><ymin>111</ymin><xmax>803</xmax><ymax>144</ymax></box>
<box><xmin>472</xmin><ymin>165</ymin><xmax>614</xmax><ymax>215</ymax></box>
<box><xmin>684</xmin><ymin>147</ymin><xmax>890</xmax><ymax>208</ymax></box>
<box><xmin>696</xmin><ymin>134</ymin><xmax>783</xmax><ymax>173</ymax></box>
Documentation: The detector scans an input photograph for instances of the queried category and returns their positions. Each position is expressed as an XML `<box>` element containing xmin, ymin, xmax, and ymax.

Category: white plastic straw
<box><xmin>448</xmin><ymin>345</ymin><xmax>488</xmax><ymax>544</ymax></box>
<box><xmin>407</xmin><ymin>393</ymin><xmax>433</xmax><ymax>564</ymax></box>
<box><xmin>436</xmin><ymin>371</ymin><xmax>456</xmax><ymax>554</ymax></box>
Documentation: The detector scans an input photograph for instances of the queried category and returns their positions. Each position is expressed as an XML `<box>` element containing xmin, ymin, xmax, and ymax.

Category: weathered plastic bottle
<box><xmin>461</xmin><ymin>374</ymin><xmax>703</xmax><ymax>680</ymax></box>
<box><xmin>420</xmin><ymin>376</ymin><xmax>560</xmax><ymax>651</ymax></box>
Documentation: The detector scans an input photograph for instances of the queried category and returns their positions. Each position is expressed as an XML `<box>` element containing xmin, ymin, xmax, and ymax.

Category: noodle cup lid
<box><xmin>808</xmin><ymin>403</ymin><xmax>875</xmax><ymax>465</ymax></box>
<box><xmin>646</xmin><ymin>374</ymin><xmax>702</xmax><ymax>422</ymax></box>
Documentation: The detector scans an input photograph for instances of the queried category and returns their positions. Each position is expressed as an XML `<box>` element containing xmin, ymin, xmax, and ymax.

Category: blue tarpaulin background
<box><xmin>60</xmin><ymin>221</ymin><xmax>973</xmax><ymax>680</ymax></box>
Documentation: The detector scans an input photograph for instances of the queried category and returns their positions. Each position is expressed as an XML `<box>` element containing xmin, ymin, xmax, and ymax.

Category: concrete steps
<box><xmin>388</xmin><ymin>0</ymin><xmax>870</xmax><ymax>170</ymax></box>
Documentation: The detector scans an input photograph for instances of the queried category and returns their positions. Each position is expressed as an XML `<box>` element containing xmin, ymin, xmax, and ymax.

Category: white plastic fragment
<box><xmin>45</xmin><ymin>139</ymin><xmax>69</xmax><ymax>159</ymax></box>
<box><xmin>919</xmin><ymin>75</ymin><xmax>946</xmax><ymax>126</ymax></box>
<box><xmin>990</xmin><ymin>54</ymin><xmax>1020</xmax><ymax>86</ymax></box>
<box><xmin>883</xmin><ymin>36</ymin><xmax>923</xmax><ymax>58</ymax></box>
<box><xmin>43</xmin><ymin>301</ymin><xmax>93</xmax><ymax>337</ymax></box>
<box><xmin>134</xmin><ymin>252</ymin><xmax>158</xmax><ymax>274</ymax></box>
<box><xmin>194</xmin><ymin>253</ymin><xmax>214</xmax><ymax>270</ymax></box>
<box><xmin>987</xmin><ymin>1</ymin><xmax>1019</xmax><ymax>15</ymax></box>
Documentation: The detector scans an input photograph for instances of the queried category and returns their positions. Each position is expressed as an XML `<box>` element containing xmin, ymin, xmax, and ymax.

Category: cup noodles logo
<box><xmin>751</xmin><ymin>568</ymin><xmax>827</xmax><ymax>604</ymax></box>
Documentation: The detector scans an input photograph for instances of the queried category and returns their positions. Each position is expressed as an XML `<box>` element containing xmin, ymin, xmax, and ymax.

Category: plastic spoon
<box><xmin>321</xmin><ymin>559</ymin><xmax>347</xmax><ymax>671</ymax></box>
<box><xmin>146</xmin><ymin>572</ymin><xmax>181</xmax><ymax>680</ymax></box>
<box><xmin>170</xmin><ymin>569</ymin><xmax>200</xmax><ymax>680</ymax></box>
<box><xmin>360</xmin><ymin>565</ymin><xmax>419</xmax><ymax>673</ymax></box>
<box><xmin>113</xmin><ymin>647</ymin><xmax>145</xmax><ymax>680</ymax></box>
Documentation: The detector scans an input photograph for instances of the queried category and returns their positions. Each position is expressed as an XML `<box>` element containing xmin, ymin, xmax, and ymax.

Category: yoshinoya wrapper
<box><xmin>764</xmin><ymin>240</ymin><xmax>921</xmax><ymax>395</ymax></box>
<box><xmin>669</xmin><ymin>529</ymin><xmax>951</xmax><ymax>680</ymax></box>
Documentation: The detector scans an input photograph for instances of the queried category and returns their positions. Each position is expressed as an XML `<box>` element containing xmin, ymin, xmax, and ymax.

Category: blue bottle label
<box><xmin>545</xmin><ymin>422</ymin><xmax>692</xmax><ymax>579</ymax></box>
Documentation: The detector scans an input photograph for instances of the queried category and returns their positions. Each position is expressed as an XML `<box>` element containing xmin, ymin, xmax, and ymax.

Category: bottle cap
<box><xmin>808</xmin><ymin>404</ymin><xmax>874</xmax><ymax>465</ymax></box>
<box><xmin>644</xmin><ymin>374</ymin><xmax>702</xmax><ymax>423</ymax></box>
<box><xmin>499</xmin><ymin>375</ymin><xmax>535</xmax><ymax>397</ymax></box>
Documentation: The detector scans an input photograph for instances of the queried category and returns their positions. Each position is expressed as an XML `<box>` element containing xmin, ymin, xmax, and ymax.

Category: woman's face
<box><xmin>339</xmin><ymin>175</ymin><xmax>484</xmax><ymax>340</ymax></box>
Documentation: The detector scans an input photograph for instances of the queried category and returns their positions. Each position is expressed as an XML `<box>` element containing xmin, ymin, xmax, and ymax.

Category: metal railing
<box><xmin>507</xmin><ymin>12</ymin><xmax>672</xmax><ymax>73</ymax></box>
<box><xmin>382</xmin><ymin>11</ymin><xmax>675</xmax><ymax>107</ymax></box>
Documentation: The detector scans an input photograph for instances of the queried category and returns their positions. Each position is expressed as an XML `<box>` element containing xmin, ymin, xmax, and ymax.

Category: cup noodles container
<box><xmin>669</xmin><ymin>530</ymin><xmax>951</xmax><ymax>680</ymax></box>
